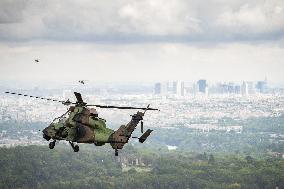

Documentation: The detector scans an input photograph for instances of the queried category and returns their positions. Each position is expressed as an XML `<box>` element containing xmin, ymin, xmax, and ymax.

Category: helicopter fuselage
<box><xmin>42</xmin><ymin>106</ymin><xmax>115</xmax><ymax>145</ymax></box>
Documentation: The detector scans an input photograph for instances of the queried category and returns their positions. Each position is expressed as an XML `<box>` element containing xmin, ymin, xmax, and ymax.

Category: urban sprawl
<box><xmin>0</xmin><ymin>79</ymin><xmax>284</xmax><ymax>147</ymax></box>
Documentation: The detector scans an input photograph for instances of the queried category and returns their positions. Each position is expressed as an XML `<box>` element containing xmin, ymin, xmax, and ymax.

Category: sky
<box><xmin>0</xmin><ymin>0</ymin><xmax>284</xmax><ymax>84</ymax></box>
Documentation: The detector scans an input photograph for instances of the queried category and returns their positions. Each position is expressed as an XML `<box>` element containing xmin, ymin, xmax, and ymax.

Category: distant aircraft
<box><xmin>35</xmin><ymin>59</ymin><xmax>39</xmax><ymax>63</ymax></box>
<box><xmin>78</xmin><ymin>80</ymin><xmax>87</xmax><ymax>85</ymax></box>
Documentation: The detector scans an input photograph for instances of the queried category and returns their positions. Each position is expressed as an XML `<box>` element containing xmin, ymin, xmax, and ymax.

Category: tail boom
<box><xmin>110</xmin><ymin>111</ymin><xmax>144</xmax><ymax>150</ymax></box>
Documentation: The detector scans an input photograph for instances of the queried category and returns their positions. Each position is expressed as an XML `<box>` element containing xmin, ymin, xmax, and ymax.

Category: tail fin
<box><xmin>110</xmin><ymin>111</ymin><xmax>144</xmax><ymax>150</ymax></box>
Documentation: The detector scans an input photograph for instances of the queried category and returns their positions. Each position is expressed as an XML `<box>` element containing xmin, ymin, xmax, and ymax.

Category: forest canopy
<box><xmin>0</xmin><ymin>145</ymin><xmax>283</xmax><ymax>189</ymax></box>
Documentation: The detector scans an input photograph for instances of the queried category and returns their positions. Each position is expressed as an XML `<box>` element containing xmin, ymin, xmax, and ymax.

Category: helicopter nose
<box><xmin>42</xmin><ymin>128</ymin><xmax>51</xmax><ymax>141</ymax></box>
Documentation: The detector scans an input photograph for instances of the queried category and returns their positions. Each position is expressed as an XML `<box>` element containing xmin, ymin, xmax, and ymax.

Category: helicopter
<box><xmin>4</xmin><ymin>91</ymin><xmax>159</xmax><ymax>156</ymax></box>
<box><xmin>78</xmin><ymin>80</ymin><xmax>87</xmax><ymax>85</ymax></box>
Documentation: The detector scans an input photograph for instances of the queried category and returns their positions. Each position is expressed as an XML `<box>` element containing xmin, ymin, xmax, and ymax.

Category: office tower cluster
<box><xmin>154</xmin><ymin>81</ymin><xmax>185</xmax><ymax>96</ymax></box>
<box><xmin>154</xmin><ymin>82</ymin><xmax>168</xmax><ymax>95</ymax></box>
<box><xmin>154</xmin><ymin>78</ymin><xmax>269</xmax><ymax>96</ymax></box>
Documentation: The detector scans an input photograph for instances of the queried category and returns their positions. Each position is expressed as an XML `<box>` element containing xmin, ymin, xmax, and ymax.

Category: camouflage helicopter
<box><xmin>5</xmin><ymin>91</ymin><xmax>159</xmax><ymax>156</ymax></box>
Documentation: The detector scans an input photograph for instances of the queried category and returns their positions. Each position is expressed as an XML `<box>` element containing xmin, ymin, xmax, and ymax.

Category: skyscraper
<box><xmin>181</xmin><ymin>82</ymin><xmax>185</xmax><ymax>96</ymax></box>
<box><xmin>256</xmin><ymin>81</ymin><xmax>267</xmax><ymax>93</ymax></box>
<box><xmin>234</xmin><ymin>85</ymin><xmax>241</xmax><ymax>94</ymax></box>
<box><xmin>197</xmin><ymin>80</ymin><xmax>207</xmax><ymax>93</ymax></box>
<box><xmin>241</xmin><ymin>82</ymin><xmax>249</xmax><ymax>96</ymax></box>
<box><xmin>173</xmin><ymin>81</ymin><xmax>185</xmax><ymax>96</ymax></box>
<box><xmin>154</xmin><ymin>82</ymin><xmax>167</xmax><ymax>95</ymax></box>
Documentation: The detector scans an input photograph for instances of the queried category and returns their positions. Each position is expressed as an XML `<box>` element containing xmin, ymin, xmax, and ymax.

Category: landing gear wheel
<box><xmin>69</xmin><ymin>141</ymin><xmax>79</xmax><ymax>152</ymax></box>
<box><xmin>115</xmin><ymin>149</ymin><xmax>118</xmax><ymax>156</ymax></box>
<box><xmin>74</xmin><ymin>145</ymin><xmax>79</xmax><ymax>152</ymax></box>
<box><xmin>49</xmin><ymin>141</ymin><xmax>55</xmax><ymax>149</ymax></box>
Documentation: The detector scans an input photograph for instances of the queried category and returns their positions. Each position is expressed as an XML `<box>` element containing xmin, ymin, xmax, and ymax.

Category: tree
<box><xmin>208</xmin><ymin>154</ymin><xmax>215</xmax><ymax>164</ymax></box>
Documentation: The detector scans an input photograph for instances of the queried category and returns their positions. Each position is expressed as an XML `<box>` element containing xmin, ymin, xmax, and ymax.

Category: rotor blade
<box><xmin>4</xmin><ymin>91</ymin><xmax>75</xmax><ymax>105</ymax></box>
<box><xmin>74</xmin><ymin>92</ymin><xmax>84</xmax><ymax>104</ymax></box>
<box><xmin>143</xmin><ymin>104</ymin><xmax>150</xmax><ymax>115</ymax></box>
<box><xmin>86</xmin><ymin>104</ymin><xmax>159</xmax><ymax>111</ymax></box>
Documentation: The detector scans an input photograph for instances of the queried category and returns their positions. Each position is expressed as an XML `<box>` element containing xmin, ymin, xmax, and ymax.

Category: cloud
<box><xmin>117</xmin><ymin>0</ymin><xmax>202</xmax><ymax>36</ymax></box>
<box><xmin>215</xmin><ymin>1</ymin><xmax>284</xmax><ymax>39</ymax></box>
<box><xmin>0</xmin><ymin>0</ymin><xmax>27</xmax><ymax>23</ymax></box>
<box><xmin>0</xmin><ymin>0</ymin><xmax>283</xmax><ymax>42</ymax></box>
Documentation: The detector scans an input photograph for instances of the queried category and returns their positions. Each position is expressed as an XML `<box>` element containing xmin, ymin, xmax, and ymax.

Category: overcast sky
<box><xmin>0</xmin><ymin>0</ymin><xmax>284</xmax><ymax>83</ymax></box>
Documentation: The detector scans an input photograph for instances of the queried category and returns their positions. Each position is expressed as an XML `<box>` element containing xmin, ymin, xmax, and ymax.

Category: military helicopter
<box><xmin>5</xmin><ymin>91</ymin><xmax>159</xmax><ymax>156</ymax></box>
<box><xmin>78</xmin><ymin>80</ymin><xmax>87</xmax><ymax>85</ymax></box>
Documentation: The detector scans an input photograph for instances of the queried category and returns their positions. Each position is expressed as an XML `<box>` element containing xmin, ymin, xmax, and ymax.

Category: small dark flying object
<box><xmin>35</xmin><ymin>59</ymin><xmax>39</xmax><ymax>63</ymax></box>
<box><xmin>79</xmin><ymin>80</ymin><xmax>86</xmax><ymax>84</ymax></box>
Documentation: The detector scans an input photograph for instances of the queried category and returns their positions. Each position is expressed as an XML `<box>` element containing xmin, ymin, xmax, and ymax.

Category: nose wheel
<box><xmin>49</xmin><ymin>140</ymin><xmax>56</xmax><ymax>149</ymax></box>
<box><xmin>69</xmin><ymin>141</ymin><xmax>79</xmax><ymax>152</ymax></box>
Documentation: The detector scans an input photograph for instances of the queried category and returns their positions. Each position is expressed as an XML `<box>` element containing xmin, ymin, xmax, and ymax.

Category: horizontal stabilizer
<box><xmin>139</xmin><ymin>129</ymin><xmax>153</xmax><ymax>143</ymax></box>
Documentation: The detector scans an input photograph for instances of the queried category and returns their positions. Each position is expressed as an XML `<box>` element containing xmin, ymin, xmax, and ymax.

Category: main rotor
<box><xmin>4</xmin><ymin>91</ymin><xmax>159</xmax><ymax>111</ymax></box>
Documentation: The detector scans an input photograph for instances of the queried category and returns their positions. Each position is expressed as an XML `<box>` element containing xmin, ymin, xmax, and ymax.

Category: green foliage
<box><xmin>147</xmin><ymin>115</ymin><xmax>284</xmax><ymax>156</ymax></box>
<box><xmin>208</xmin><ymin>154</ymin><xmax>215</xmax><ymax>164</ymax></box>
<box><xmin>0</xmin><ymin>146</ymin><xmax>283</xmax><ymax>189</ymax></box>
<box><xmin>243</xmin><ymin>115</ymin><xmax>284</xmax><ymax>133</ymax></box>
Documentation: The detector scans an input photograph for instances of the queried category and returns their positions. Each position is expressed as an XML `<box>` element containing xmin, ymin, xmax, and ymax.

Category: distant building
<box><xmin>154</xmin><ymin>82</ymin><xmax>167</xmax><ymax>95</ymax></box>
<box><xmin>173</xmin><ymin>81</ymin><xmax>185</xmax><ymax>96</ymax></box>
<box><xmin>246</xmin><ymin>82</ymin><xmax>256</xmax><ymax>94</ymax></box>
<box><xmin>154</xmin><ymin>83</ymin><xmax>161</xmax><ymax>94</ymax></box>
<box><xmin>234</xmin><ymin>85</ymin><xmax>241</xmax><ymax>94</ymax></box>
<box><xmin>181</xmin><ymin>82</ymin><xmax>185</xmax><ymax>96</ymax></box>
<box><xmin>241</xmin><ymin>82</ymin><xmax>249</xmax><ymax>96</ymax></box>
<box><xmin>219</xmin><ymin>83</ymin><xmax>241</xmax><ymax>94</ymax></box>
<box><xmin>193</xmin><ymin>83</ymin><xmax>199</xmax><ymax>96</ymax></box>
<box><xmin>227</xmin><ymin>83</ymin><xmax>235</xmax><ymax>93</ymax></box>
<box><xmin>256</xmin><ymin>81</ymin><xmax>267</xmax><ymax>93</ymax></box>
<box><xmin>205</xmin><ymin>86</ymin><xmax>209</xmax><ymax>96</ymax></box>
<box><xmin>197</xmin><ymin>80</ymin><xmax>207</xmax><ymax>93</ymax></box>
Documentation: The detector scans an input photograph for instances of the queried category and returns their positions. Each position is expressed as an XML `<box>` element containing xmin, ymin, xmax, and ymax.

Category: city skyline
<box><xmin>1</xmin><ymin>76</ymin><xmax>284</xmax><ymax>89</ymax></box>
